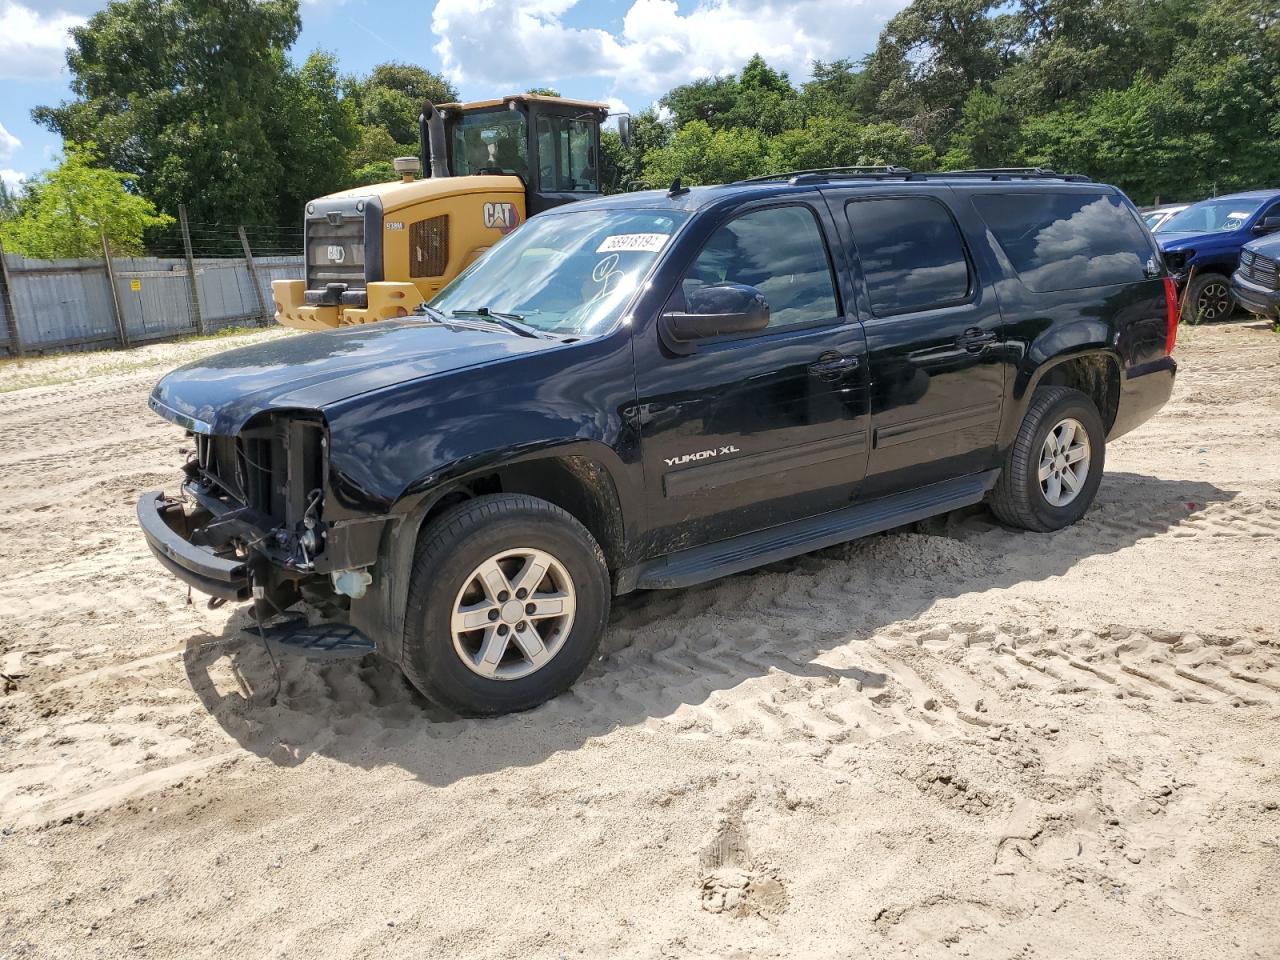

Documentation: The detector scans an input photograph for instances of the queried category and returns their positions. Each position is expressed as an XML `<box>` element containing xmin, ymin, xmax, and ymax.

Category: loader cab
<box><xmin>438</xmin><ymin>94</ymin><xmax>609</xmax><ymax>215</ymax></box>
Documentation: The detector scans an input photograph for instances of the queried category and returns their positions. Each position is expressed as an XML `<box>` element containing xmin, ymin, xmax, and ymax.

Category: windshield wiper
<box><xmin>450</xmin><ymin>307</ymin><xmax>553</xmax><ymax>340</ymax></box>
<box><xmin>414</xmin><ymin>303</ymin><xmax>449</xmax><ymax>322</ymax></box>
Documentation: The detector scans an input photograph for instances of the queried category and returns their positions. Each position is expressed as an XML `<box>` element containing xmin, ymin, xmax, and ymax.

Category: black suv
<box><xmin>139</xmin><ymin>168</ymin><xmax>1177</xmax><ymax>715</ymax></box>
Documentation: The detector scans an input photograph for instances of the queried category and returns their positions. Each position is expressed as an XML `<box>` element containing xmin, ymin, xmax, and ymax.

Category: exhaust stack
<box><xmin>419</xmin><ymin>101</ymin><xmax>450</xmax><ymax>179</ymax></box>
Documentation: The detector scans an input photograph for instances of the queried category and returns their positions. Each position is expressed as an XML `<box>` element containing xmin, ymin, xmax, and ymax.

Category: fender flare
<box><xmin>346</xmin><ymin>439</ymin><xmax>635</xmax><ymax>664</ymax></box>
<box><xmin>1000</xmin><ymin>333</ymin><xmax>1122</xmax><ymax>448</ymax></box>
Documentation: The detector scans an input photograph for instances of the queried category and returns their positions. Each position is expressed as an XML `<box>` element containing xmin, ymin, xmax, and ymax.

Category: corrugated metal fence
<box><xmin>0</xmin><ymin>251</ymin><xmax>302</xmax><ymax>356</ymax></box>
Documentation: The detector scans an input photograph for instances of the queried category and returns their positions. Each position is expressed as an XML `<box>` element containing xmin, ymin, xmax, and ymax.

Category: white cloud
<box><xmin>431</xmin><ymin>0</ymin><xmax>906</xmax><ymax>96</ymax></box>
<box><xmin>0</xmin><ymin>1</ymin><xmax>85</xmax><ymax>80</ymax></box>
<box><xmin>1</xmin><ymin>169</ymin><xmax>25</xmax><ymax>192</ymax></box>
<box><xmin>0</xmin><ymin>121</ymin><xmax>19</xmax><ymax>163</ymax></box>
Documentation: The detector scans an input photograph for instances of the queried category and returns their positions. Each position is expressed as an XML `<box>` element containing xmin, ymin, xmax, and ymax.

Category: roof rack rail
<box><xmin>926</xmin><ymin>167</ymin><xmax>1093</xmax><ymax>182</ymax></box>
<box><xmin>734</xmin><ymin>165</ymin><xmax>1092</xmax><ymax>186</ymax></box>
<box><xmin>737</xmin><ymin>165</ymin><xmax>913</xmax><ymax>184</ymax></box>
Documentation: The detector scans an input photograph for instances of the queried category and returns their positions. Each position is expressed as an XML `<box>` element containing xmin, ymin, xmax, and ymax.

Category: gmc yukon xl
<box><xmin>138</xmin><ymin>168</ymin><xmax>1177</xmax><ymax>715</ymax></box>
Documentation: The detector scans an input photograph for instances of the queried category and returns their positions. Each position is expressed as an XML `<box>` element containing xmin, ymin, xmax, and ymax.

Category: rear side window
<box><xmin>845</xmin><ymin>197</ymin><xmax>972</xmax><ymax>316</ymax></box>
<box><xmin>972</xmin><ymin>192</ymin><xmax>1151</xmax><ymax>292</ymax></box>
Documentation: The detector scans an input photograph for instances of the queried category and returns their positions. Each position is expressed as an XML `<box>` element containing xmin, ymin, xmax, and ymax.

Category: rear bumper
<box><xmin>136</xmin><ymin>491</ymin><xmax>251</xmax><ymax>601</ymax></box>
<box><xmin>1230</xmin><ymin>271</ymin><xmax>1280</xmax><ymax>319</ymax></box>
<box><xmin>1109</xmin><ymin>356</ymin><xmax>1176</xmax><ymax>441</ymax></box>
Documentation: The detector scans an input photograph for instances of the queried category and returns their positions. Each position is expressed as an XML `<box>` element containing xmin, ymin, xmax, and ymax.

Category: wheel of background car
<box><xmin>989</xmin><ymin>385</ymin><xmax>1106</xmax><ymax>533</ymax></box>
<box><xmin>1183</xmin><ymin>272</ymin><xmax>1234</xmax><ymax>324</ymax></box>
<box><xmin>401</xmin><ymin>493</ymin><xmax>610</xmax><ymax>716</ymax></box>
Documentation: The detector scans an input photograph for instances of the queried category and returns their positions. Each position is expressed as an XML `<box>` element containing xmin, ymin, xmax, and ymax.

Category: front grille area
<box><xmin>1240</xmin><ymin>249</ymin><xmax>1278</xmax><ymax>289</ymax></box>
<box><xmin>306</xmin><ymin>216</ymin><xmax>367</xmax><ymax>291</ymax></box>
<box><xmin>194</xmin><ymin>433</ymin><xmax>277</xmax><ymax>516</ymax></box>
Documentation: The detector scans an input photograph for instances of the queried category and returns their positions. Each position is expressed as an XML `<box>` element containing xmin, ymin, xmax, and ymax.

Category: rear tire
<box><xmin>989</xmin><ymin>386</ymin><xmax>1105</xmax><ymax>532</ymax></box>
<box><xmin>401</xmin><ymin>494</ymin><xmax>610</xmax><ymax>716</ymax></box>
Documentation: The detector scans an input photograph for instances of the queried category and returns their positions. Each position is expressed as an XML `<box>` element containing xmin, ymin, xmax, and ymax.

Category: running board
<box><xmin>625</xmin><ymin>470</ymin><xmax>999</xmax><ymax>591</ymax></box>
<box><xmin>243</xmin><ymin>617</ymin><xmax>376</xmax><ymax>660</ymax></box>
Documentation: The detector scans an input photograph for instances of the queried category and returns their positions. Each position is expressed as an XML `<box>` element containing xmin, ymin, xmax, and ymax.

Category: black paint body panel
<box><xmin>146</xmin><ymin>177</ymin><xmax>1176</xmax><ymax>613</ymax></box>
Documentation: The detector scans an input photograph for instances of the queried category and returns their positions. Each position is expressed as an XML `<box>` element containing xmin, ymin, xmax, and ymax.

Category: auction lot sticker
<box><xmin>596</xmin><ymin>233</ymin><xmax>669</xmax><ymax>253</ymax></box>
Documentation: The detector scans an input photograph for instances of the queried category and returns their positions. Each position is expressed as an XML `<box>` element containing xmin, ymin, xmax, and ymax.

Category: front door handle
<box><xmin>809</xmin><ymin>354</ymin><xmax>861</xmax><ymax>380</ymax></box>
<box><xmin>957</xmin><ymin>328</ymin><xmax>998</xmax><ymax>352</ymax></box>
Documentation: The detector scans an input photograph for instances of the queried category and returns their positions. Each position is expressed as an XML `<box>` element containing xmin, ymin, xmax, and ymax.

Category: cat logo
<box><xmin>483</xmin><ymin>201</ymin><xmax>520</xmax><ymax>235</ymax></box>
<box><xmin>326</xmin><ymin>244</ymin><xmax>346</xmax><ymax>264</ymax></box>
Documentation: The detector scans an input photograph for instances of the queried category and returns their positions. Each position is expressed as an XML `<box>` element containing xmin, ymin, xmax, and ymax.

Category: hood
<box><xmin>1156</xmin><ymin>231</ymin><xmax>1206</xmax><ymax>249</ymax></box>
<box><xmin>1156</xmin><ymin>230</ymin><xmax>1233</xmax><ymax>251</ymax></box>
<box><xmin>150</xmin><ymin>320</ymin><xmax>561</xmax><ymax>436</ymax></box>
<box><xmin>1244</xmin><ymin>232</ymin><xmax>1280</xmax><ymax>257</ymax></box>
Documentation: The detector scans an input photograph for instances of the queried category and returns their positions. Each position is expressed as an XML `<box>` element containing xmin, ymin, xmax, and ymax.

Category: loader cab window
<box><xmin>536</xmin><ymin>115</ymin><xmax>599</xmax><ymax>194</ymax></box>
<box><xmin>451</xmin><ymin>110</ymin><xmax>529</xmax><ymax>179</ymax></box>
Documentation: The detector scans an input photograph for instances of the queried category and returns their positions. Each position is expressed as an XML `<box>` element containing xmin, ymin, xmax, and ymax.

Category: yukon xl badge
<box><xmin>664</xmin><ymin>445</ymin><xmax>741</xmax><ymax>467</ymax></box>
<box><xmin>326</xmin><ymin>244</ymin><xmax>346</xmax><ymax>264</ymax></box>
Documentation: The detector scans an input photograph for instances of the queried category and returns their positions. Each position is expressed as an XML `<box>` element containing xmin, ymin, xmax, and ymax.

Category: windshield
<box><xmin>1160</xmin><ymin>198</ymin><xmax>1262</xmax><ymax>234</ymax></box>
<box><xmin>1143</xmin><ymin>212</ymin><xmax>1164</xmax><ymax>228</ymax></box>
<box><xmin>429</xmin><ymin>209</ymin><xmax>686</xmax><ymax>336</ymax></box>
<box><xmin>451</xmin><ymin>110</ymin><xmax>529</xmax><ymax>179</ymax></box>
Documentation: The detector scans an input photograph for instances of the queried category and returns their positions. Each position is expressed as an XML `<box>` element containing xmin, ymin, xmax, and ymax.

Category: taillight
<box><xmin>1163</xmin><ymin>276</ymin><xmax>1178</xmax><ymax>354</ymax></box>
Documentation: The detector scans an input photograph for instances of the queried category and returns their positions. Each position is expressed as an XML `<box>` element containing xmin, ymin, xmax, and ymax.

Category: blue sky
<box><xmin>0</xmin><ymin>0</ymin><xmax>906</xmax><ymax>191</ymax></box>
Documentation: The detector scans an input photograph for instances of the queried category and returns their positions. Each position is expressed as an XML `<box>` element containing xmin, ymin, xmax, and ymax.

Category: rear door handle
<box><xmin>957</xmin><ymin>328</ymin><xmax>998</xmax><ymax>352</ymax></box>
<box><xmin>809</xmin><ymin>354</ymin><xmax>861</xmax><ymax>379</ymax></box>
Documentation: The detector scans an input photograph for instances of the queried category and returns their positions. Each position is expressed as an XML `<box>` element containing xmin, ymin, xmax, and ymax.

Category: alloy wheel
<box><xmin>1195</xmin><ymin>281</ymin><xmax>1232</xmax><ymax>322</ymax></box>
<box><xmin>450</xmin><ymin>548</ymin><xmax>577</xmax><ymax>680</ymax></box>
<box><xmin>1038</xmin><ymin>418</ymin><xmax>1091</xmax><ymax>508</ymax></box>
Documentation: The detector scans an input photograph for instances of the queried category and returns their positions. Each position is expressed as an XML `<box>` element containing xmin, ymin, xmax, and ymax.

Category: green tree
<box><xmin>861</xmin><ymin>0</ymin><xmax>1008</xmax><ymax>141</ymax></box>
<box><xmin>365</xmin><ymin>62</ymin><xmax>457</xmax><ymax>105</ymax></box>
<box><xmin>359</xmin><ymin>85</ymin><xmax>421</xmax><ymax>146</ymax></box>
<box><xmin>939</xmin><ymin>85</ymin><xmax>1021</xmax><ymax>168</ymax></box>
<box><xmin>798</xmin><ymin>59</ymin><xmax>870</xmax><ymax>124</ymax></box>
<box><xmin>0</xmin><ymin>179</ymin><xmax>18</xmax><ymax>220</ymax></box>
<box><xmin>661</xmin><ymin>75</ymin><xmax>741</xmax><ymax>129</ymax></box>
<box><xmin>642</xmin><ymin>120</ymin><xmax>767</xmax><ymax>186</ymax></box>
<box><xmin>275</xmin><ymin>52</ymin><xmax>359</xmax><ymax>214</ymax></box>
<box><xmin>525</xmin><ymin>87</ymin><xmax>561</xmax><ymax>97</ymax></box>
<box><xmin>350</xmin><ymin>124</ymin><xmax>409</xmax><ymax>172</ymax></box>
<box><xmin>33</xmin><ymin>0</ymin><xmax>303</xmax><ymax>226</ymax></box>
<box><xmin>661</xmin><ymin>56</ymin><xmax>799</xmax><ymax>138</ymax></box>
<box><xmin>0</xmin><ymin>145</ymin><xmax>172</xmax><ymax>258</ymax></box>
<box><xmin>601</xmin><ymin>108</ymin><xmax>670</xmax><ymax>192</ymax></box>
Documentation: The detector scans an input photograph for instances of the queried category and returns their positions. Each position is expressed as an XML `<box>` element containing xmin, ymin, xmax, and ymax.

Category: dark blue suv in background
<box><xmin>138</xmin><ymin>168</ymin><xmax>1177</xmax><ymax>715</ymax></box>
<box><xmin>1156</xmin><ymin>189</ymin><xmax>1280</xmax><ymax>321</ymax></box>
<box><xmin>1232</xmin><ymin>233</ymin><xmax>1280</xmax><ymax>321</ymax></box>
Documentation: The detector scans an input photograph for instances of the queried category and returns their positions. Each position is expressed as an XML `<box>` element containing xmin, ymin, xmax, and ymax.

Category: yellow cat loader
<box><xmin>273</xmin><ymin>94</ymin><xmax>617</xmax><ymax>329</ymax></box>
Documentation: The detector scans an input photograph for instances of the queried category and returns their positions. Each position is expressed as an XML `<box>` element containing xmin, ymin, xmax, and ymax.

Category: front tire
<box><xmin>402</xmin><ymin>494</ymin><xmax>610</xmax><ymax>716</ymax></box>
<box><xmin>989</xmin><ymin>386</ymin><xmax>1105</xmax><ymax>532</ymax></box>
<box><xmin>1181</xmin><ymin>272</ymin><xmax>1233</xmax><ymax>324</ymax></box>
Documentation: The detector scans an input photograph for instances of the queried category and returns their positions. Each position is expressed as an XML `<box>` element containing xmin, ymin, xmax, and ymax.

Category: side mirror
<box><xmin>615</xmin><ymin>114</ymin><xmax>633</xmax><ymax>152</ymax></box>
<box><xmin>661</xmin><ymin>283</ymin><xmax>769</xmax><ymax>345</ymax></box>
<box><xmin>1253</xmin><ymin>216</ymin><xmax>1280</xmax><ymax>234</ymax></box>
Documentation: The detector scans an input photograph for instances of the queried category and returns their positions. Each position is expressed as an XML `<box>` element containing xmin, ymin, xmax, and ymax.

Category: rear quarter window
<box><xmin>972</xmin><ymin>192</ymin><xmax>1151</xmax><ymax>292</ymax></box>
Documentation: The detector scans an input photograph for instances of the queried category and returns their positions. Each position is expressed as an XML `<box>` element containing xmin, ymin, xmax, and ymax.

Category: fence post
<box><xmin>100</xmin><ymin>230</ymin><xmax>130</xmax><ymax>349</ymax></box>
<box><xmin>238</xmin><ymin>225</ymin><xmax>271</xmax><ymax>326</ymax></box>
<box><xmin>0</xmin><ymin>239</ymin><xmax>22</xmax><ymax>357</ymax></box>
<box><xmin>179</xmin><ymin>203</ymin><xmax>205</xmax><ymax>336</ymax></box>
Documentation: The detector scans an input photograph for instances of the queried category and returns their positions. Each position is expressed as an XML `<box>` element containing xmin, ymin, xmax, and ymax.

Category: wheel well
<box><xmin>414</xmin><ymin>456</ymin><xmax>626</xmax><ymax>571</ymax></box>
<box><xmin>1038</xmin><ymin>355</ymin><xmax>1120</xmax><ymax>432</ymax></box>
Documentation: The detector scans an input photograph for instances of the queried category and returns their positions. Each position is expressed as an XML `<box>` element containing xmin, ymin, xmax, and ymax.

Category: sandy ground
<box><xmin>1</xmin><ymin>322</ymin><xmax>1278</xmax><ymax>959</ymax></box>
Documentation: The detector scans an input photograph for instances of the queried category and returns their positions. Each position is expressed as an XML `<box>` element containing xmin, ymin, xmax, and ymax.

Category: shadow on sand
<box><xmin>184</xmin><ymin>471</ymin><xmax>1233</xmax><ymax>787</ymax></box>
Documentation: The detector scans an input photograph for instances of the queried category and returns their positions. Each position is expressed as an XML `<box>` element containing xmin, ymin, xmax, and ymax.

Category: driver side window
<box><xmin>678</xmin><ymin>205</ymin><xmax>840</xmax><ymax>330</ymax></box>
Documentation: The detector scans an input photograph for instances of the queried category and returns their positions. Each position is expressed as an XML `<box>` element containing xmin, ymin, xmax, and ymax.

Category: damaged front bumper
<box><xmin>137</xmin><ymin>491</ymin><xmax>251</xmax><ymax>601</ymax></box>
